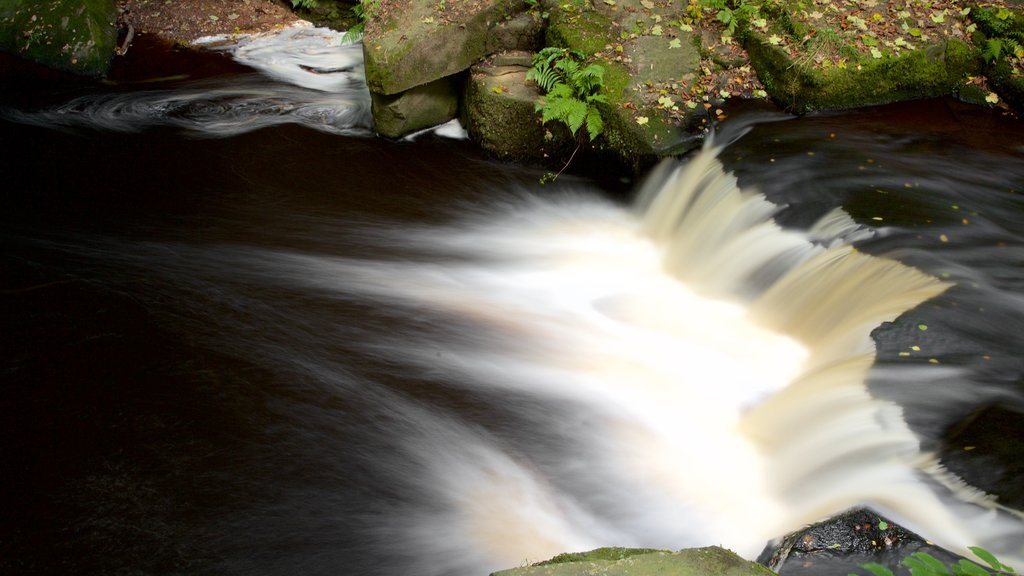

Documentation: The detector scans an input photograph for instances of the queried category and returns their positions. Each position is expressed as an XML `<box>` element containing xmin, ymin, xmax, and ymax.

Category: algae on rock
<box><xmin>491</xmin><ymin>546</ymin><xmax>778</xmax><ymax>576</ymax></box>
<box><xmin>0</xmin><ymin>0</ymin><xmax>118</xmax><ymax>77</ymax></box>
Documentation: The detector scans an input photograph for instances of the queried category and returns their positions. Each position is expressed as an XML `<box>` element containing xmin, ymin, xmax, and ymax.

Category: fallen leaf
<box><xmin>636</xmin><ymin>116</ymin><xmax>649</xmax><ymax>125</ymax></box>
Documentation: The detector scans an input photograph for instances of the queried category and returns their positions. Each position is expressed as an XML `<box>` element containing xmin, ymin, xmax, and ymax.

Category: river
<box><xmin>2</xmin><ymin>26</ymin><xmax>1023</xmax><ymax>576</ymax></box>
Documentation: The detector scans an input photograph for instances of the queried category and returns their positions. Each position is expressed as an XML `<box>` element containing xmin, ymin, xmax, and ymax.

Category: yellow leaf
<box><xmin>636</xmin><ymin>116</ymin><xmax>649</xmax><ymax>125</ymax></box>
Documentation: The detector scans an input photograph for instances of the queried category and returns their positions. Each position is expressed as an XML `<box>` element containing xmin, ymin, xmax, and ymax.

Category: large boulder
<box><xmin>362</xmin><ymin>0</ymin><xmax>543</xmax><ymax>137</ymax></box>
<box><xmin>0</xmin><ymin>0</ymin><xmax>118</xmax><ymax>77</ymax></box>
<box><xmin>740</xmin><ymin>0</ymin><xmax>983</xmax><ymax>112</ymax></box>
<box><xmin>363</xmin><ymin>0</ymin><xmax>529</xmax><ymax>95</ymax></box>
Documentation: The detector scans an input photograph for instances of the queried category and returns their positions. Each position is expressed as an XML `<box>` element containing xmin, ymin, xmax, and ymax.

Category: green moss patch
<box><xmin>493</xmin><ymin>546</ymin><xmax>778</xmax><ymax>576</ymax></box>
<box><xmin>740</xmin><ymin>0</ymin><xmax>985</xmax><ymax>112</ymax></box>
<box><xmin>0</xmin><ymin>0</ymin><xmax>118</xmax><ymax>76</ymax></box>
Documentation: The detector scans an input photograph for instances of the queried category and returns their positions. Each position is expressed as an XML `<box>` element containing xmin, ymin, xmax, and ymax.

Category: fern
<box><xmin>983</xmin><ymin>37</ymin><xmax>1023</xmax><ymax>62</ymax></box>
<box><xmin>526</xmin><ymin>47</ymin><xmax>607</xmax><ymax>141</ymax></box>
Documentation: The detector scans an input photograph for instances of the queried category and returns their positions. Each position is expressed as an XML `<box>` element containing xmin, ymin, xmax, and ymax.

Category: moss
<box><xmin>545</xmin><ymin>7</ymin><xmax>616</xmax><ymax>56</ymax></box>
<box><xmin>0</xmin><ymin>0</ymin><xmax>118</xmax><ymax>77</ymax></box>
<box><xmin>496</xmin><ymin>546</ymin><xmax>778</xmax><ymax>575</ymax></box>
<box><xmin>535</xmin><ymin>547</ymin><xmax>664</xmax><ymax>566</ymax></box>
<box><xmin>746</xmin><ymin>35</ymin><xmax>981</xmax><ymax>112</ymax></box>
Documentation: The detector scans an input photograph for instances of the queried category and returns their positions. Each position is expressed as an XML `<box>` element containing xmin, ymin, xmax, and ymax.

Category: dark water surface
<box><xmin>2</xmin><ymin>37</ymin><xmax>1024</xmax><ymax>576</ymax></box>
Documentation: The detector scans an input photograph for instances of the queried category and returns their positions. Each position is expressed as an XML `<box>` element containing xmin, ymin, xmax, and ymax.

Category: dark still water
<box><xmin>2</xmin><ymin>28</ymin><xmax>1024</xmax><ymax>576</ymax></box>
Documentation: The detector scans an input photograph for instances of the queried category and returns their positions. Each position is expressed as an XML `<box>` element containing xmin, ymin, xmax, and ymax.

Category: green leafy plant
<box><xmin>527</xmin><ymin>47</ymin><xmax>607</xmax><ymax>142</ymax></box>
<box><xmin>341</xmin><ymin>0</ymin><xmax>380</xmax><ymax>42</ymax></box>
<box><xmin>698</xmin><ymin>0</ymin><xmax>760</xmax><ymax>35</ymax></box>
<box><xmin>526</xmin><ymin>47</ymin><xmax>608</xmax><ymax>182</ymax></box>
<box><xmin>982</xmin><ymin>37</ymin><xmax>1023</xmax><ymax>62</ymax></box>
<box><xmin>849</xmin><ymin>547</ymin><xmax>1016</xmax><ymax>576</ymax></box>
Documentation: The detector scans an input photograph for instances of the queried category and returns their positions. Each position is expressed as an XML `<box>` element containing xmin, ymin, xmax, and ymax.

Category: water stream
<box><xmin>2</xmin><ymin>25</ymin><xmax>1023</xmax><ymax>576</ymax></box>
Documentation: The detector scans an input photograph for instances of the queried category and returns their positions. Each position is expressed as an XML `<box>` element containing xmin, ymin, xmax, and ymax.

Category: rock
<box><xmin>741</xmin><ymin>0</ymin><xmax>982</xmax><ymax>113</ymax></box>
<box><xmin>0</xmin><ymin>0</ymin><xmax>118</xmax><ymax>77</ymax></box>
<box><xmin>362</xmin><ymin>0</ymin><xmax>528</xmax><ymax>96</ymax></box>
<box><xmin>486</xmin><ymin>10</ymin><xmax>546</xmax><ymax>53</ymax></box>
<box><xmin>463</xmin><ymin>58</ymin><xmax>575</xmax><ymax>161</ymax></box>
<box><xmin>757</xmin><ymin>508</ymin><xmax>966</xmax><ymax>575</ymax></box>
<box><xmin>492</xmin><ymin>546</ymin><xmax>776</xmax><ymax>576</ymax></box>
<box><xmin>371</xmin><ymin>74</ymin><xmax>461</xmax><ymax>138</ymax></box>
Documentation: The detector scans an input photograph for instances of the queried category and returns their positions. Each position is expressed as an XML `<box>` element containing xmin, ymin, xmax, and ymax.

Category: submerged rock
<box><xmin>0</xmin><ymin>0</ymin><xmax>118</xmax><ymax>77</ymax></box>
<box><xmin>492</xmin><ymin>546</ymin><xmax>776</xmax><ymax>576</ymax></box>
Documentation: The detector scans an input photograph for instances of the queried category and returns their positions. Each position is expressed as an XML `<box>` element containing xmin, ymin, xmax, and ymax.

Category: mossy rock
<box><xmin>541</xmin><ymin>3</ymin><xmax>693</xmax><ymax>172</ymax></box>
<box><xmin>363</xmin><ymin>0</ymin><xmax>527</xmax><ymax>95</ymax></box>
<box><xmin>462</xmin><ymin>59</ymin><xmax>575</xmax><ymax>162</ymax></box>
<box><xmin>491</xmin><ymin>546</ymin><xmax>777</xmax><ymax>576</ymax></box>
<box><xmin>745</xmin><ymin>32</ymin><xmax>980</xmax><ymax>112</ymax></box>
<box><xmin>0</xmin><ymin>0</ymin><xmax>118</xmax><ymax>77</ymax></box>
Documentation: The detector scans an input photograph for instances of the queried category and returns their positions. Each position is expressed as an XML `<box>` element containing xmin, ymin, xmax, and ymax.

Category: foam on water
<box><xmin>206</xmin><ymin>143</ymin><xmax>1020</xmax><ymax>571</ymax></box>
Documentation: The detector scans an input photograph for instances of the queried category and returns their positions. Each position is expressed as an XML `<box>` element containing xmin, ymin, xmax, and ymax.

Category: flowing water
<box><xmin>2</xmin><ymin>26</ymin><xmax>1024</xmax><ymax>576</ymax></box>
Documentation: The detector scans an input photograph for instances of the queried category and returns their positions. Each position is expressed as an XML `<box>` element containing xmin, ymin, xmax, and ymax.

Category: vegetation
<box><xmin>526</xmin><ymin>46</ymin><xmax>608</xmax><ymax>181</ymax></box>
<box><xmin>697</xmin><ymin>0</ymin><xmax>761</xmax><ymax>37</ymax></box>
<box><xmin>287</xmin><ymin>0</ymin><xmax>376</xmax><ymax>41</ymax></box>
<box><xmin>851</xmin><ymin>547</ymin><xmax>1017</xmax><ymax>576</ymax></box>
<box><xmin>343</xmin><ymin>0</ymin><xmax>380</xmax><ymax>42</ymax></box>
<box><xmin>527</xmin><ymin>47</ymin><xmax>607</xmax><ymax>142</ymax></box>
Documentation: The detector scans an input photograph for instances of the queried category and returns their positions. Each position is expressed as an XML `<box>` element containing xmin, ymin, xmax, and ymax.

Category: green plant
<box><xmin>527</xmin><ymin>47</ymin><xmax>607</xmax><ymax>141</ymax></box>
<box><xmin>849</xmin><ymin>547</ymin><xmax>1016</xmax><ymax>576</ymax></box>
<box><xmin>342</xmin><ymin>0</ymin><xmax>380</xmax><ymax>42</ymax></box>
<box><xmin>982</xmin><ymin>37</ymin><xmax>1023</xmax><ymax>62</ymax></box>
<box><xmin>526</xmin><ymin>47</ymin><xmax>608</xmax><ymax>182</ymax></box>
<box><xmin>290</xmin><ymin>0</ymin><xmax>321</xmax><ymax>9</ymax></box>
<box><xmin>698</xmin><ymin>0</ymin><xmax>760</xmax><ymax>35</ymax></box>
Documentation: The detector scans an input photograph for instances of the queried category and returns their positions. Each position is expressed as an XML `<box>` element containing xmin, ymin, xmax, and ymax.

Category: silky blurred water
<box><xmin>2</xmin><ymin>28</ymin><xmax>1023</xmax><ymax>576</ymax></box>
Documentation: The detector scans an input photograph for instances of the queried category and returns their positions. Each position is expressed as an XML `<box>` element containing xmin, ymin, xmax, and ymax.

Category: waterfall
<box><xmin>176</xmin><ymin>141</ymin><xmax>1017</xmax><ymax>572</ymax></box>
<box><xmin>3</xmin><ymin>23</ymin><xmax>1022</xmax><ymax>576</ymax></box>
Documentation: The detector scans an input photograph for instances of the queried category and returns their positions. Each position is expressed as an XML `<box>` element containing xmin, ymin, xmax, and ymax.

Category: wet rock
<box><xmin>0</xmin><ymin>0</ymin><xmax>118</xmax><ymax>77</ymax></box>
<box><xmin>758</xmin><ymin>508</ymin><xmax>965</xmax><ymax>575</ymax></box>
<box><xmin>492</xmin><ymin>546</ymin><xmax>776</xmax><ymax>576</ymax></box>
<box><xmin>371</xmin><ymin>74</ymin><xmax>461</xmax><ymax>138</ymax></box>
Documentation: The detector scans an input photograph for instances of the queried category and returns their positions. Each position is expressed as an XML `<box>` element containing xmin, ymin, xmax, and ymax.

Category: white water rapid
<box><xmin>265</xmin><ymin>144</ymin><xmax>1021</xmax><ymax>573</ymax></box>
<box><xmin>3</xmin><ymin>25</ymin><xmax>1022</xmax><ymax>576</ymax></box>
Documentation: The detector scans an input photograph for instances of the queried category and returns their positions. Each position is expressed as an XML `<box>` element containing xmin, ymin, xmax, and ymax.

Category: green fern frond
<box><xmin>526</xmin><ymin>63</ymin><xmax>562</xmax><ymax>93</ymax></box>
<box><xmin>555</xmin><ymin>57</ymin><xmax>581</xmax><ymax>80</ymax></box>
<box><xmin>983</xmin><ymin>38</ymin><xmax>1005</xmax><ymax>62</ymax></box>
<box><xmin>528</xmin><ymin>46</ymin><xmax>607</xmax><ymax>142</ymax></box>
<box><xmin>585</xmin><ymin>106</ymin><xmax>604</xmax><ymax>141</ymax></box>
